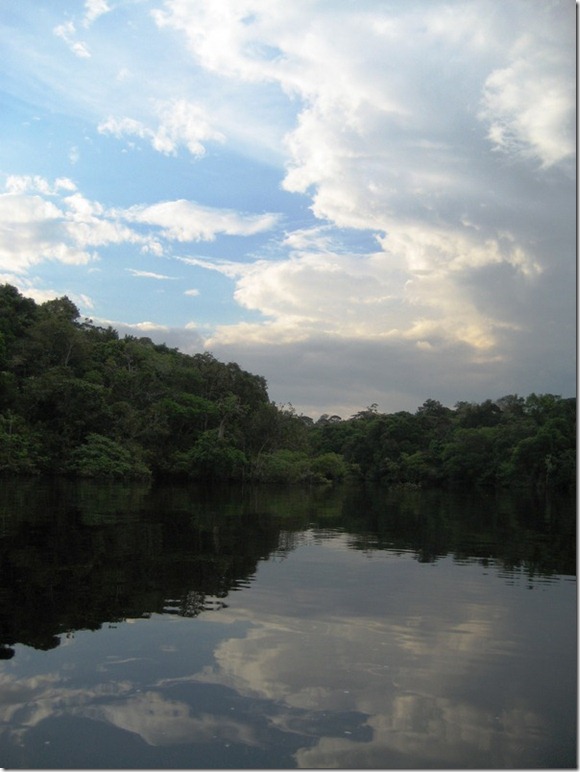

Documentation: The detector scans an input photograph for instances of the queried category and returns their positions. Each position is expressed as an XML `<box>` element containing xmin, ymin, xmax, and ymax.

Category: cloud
<box><xmin>0</xmin><ymin>178</ymin><xmax>152</xmax><ymax>271</ymax></box>
<box><xmin>481</xmin><ymin>54</ymin><xmax>575</xmax><ymax>168</ymax></box>
<box><xmin>151</xmin><ymin>0</ymin><xmax>572</xmax><ymax>311</ymax></box>
<box><xmin>4</xmin><ymin>1</ymin><xmax>574</xmax><ymax>415</ymax></box>
<box><xmin>53</xmin><ymin>20</ymin><xmax>91</xmax><ymax>58</ymax></box>
<box><xmin>0</xmin><ymin>670</ymin><xmax>134</xmax><ymax>745</ymax></box>
<box><xmin>0</xmin><ymin>176</ymin><xmax>280</xmax><ymax>284</ymax></box>
<box><xmin>108</xmin><ymin>319</ymin><xmax>169</xmax><ymax>333</ymax></box>
<box><xmin>479</xmin><ymin>3</ymin><xmax>575</xmax><ymax>169</ymax></box>
<box><xmin>62</xmin><ymin>192</ymin><xmax>148</xmax><ymax>250</ymax></box>
<box><xmin>184</xmin><ymin>549</ymin><xmax>548</xmax><ymax>769</ymax></box>
<box><xmin>148</xmin><ymin>0</ymin><xmax>573</xmax><ymax>413</ymax></box>
<box><xmin>103</xmin><ymin>320</ymin><xmax>205</xmax><ymax>353</ymax></box>
<box><xmin>0</xmin><ymin>192</ymin><xmax>93</xmax><ymax>273</ymax></box>
<box><xmin>125</xmin><ymin>200</ymin><xmax>280</xmax><ymax>242</ymax></box>
<box><xmin>208</xmin><ymin>324</ymin><xmax>572</xmax><ymax>419</ymax></box>
<box><xmin>379</xmin><ymin>224</ymin><xmax>542</xmax><ymax>279</ymax></box>
<box><xmin>127</xmin><ymin>269</ymin><xmax>177</xmax><ymax>280</ymax></box>
<box><xmin>82</xmin><ymin>0</ymin><xmax>111</xmax><ymax>28</ymax></box>
<box><xmin>0</xmin><ymin>670</ymin><xmax>257</xmax><ymax>752</ymax></box>
<box><xmin>52</xmin><ymin>0</ymin><xmax>112</xmax><ymax>59</ymax></box>
<box><xmin>294</xmin><ymin>698</ymin><xmax>545</xmax><ymax>769</ymax></box>
<box><xmin>98</xmin><ymin>99</ymin><xmax>225</xmax><ymax>157</ymax></box>
<box><xmin>183</xmin><ymin>218</ymin><xmax>540</xmax><ymax>355</ymax></box>
<box><xmin>0</xmin><ymin>668</ymin><xmax>258</xmax><ymax>751</ymax></box>
<box><xmin>82</xmin><ymin>691</ymin><xmax>259</xmax><ymax>747</ymax></box>
<box><xmin>5</xmin><ymin>176</ymin><xmax>77</xmax><ymax>196</ymax></box>
<box><xmin>152</xmin><ymin>0</ymin><xmax>573</xmax><ymax>214</ymax></box>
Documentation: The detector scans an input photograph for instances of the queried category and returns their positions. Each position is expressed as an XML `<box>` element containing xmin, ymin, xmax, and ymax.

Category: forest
<box><xmin>0</xmin><ymin>284</ymin><xmax>575</xmax><ymax>491</ymax></box>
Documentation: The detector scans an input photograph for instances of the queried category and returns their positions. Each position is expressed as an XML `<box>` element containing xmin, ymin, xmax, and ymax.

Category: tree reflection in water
<box><xmin>0</xmin><ymin>477</ymin><xmax>574</xmax><ymax>655</ymax></box>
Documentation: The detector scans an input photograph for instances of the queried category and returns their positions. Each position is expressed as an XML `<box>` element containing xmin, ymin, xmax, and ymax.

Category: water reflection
<box><xmin>0</xmin><ymin>478</ymin><xmax>575</xmax><ymax>768</ymax></box>
<box><xmin>0</xmin><ymin>478</ymin><xmax>574</xmax><ymax>656</ymax></box>
<box><xmin>184</xmin><ymin>544</ymin><xmax>574</xmax><ymax>768</ymax></box>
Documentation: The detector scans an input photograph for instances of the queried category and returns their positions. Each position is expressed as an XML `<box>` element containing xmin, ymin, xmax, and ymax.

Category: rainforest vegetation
<box><xmin>0</xmin><ymin>284</ymin><xmax>575</xmax><ymax>491</ymax></box>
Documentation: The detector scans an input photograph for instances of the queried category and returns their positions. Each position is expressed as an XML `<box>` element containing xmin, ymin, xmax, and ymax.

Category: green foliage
<box><xmin>0</xmin><ymin>412</ymin><xmax>44</xmax><ymax>473</ymax></box>
<box><xmin>441</xmin><ymin>427</ymin><xmax>499</xmax><ymax>485</ymax></box>
<box><xmin>254</xmin><ymin>450</ymin><xmax>348</xmax><ymax>484</ymax></box>
<box><xmin>455</xmin><ymin>399</ymin><xmax>502</xmax><ymax>428</ymax></box>
<box><xmin>0</xmin><ymin>284</ymin><xmax>574</xmax><ymax>490</ymax></box>
<box><xmin>309</xmin><ymin>452</ymin><xmax>348</xmax><ymax>481</ymax></box>
<box><xmin>67</xmin><ymin>434</ymin><xmax>151</xmax><ymax>478</ymax></box>
<box><xmin>253</xmin><ymin>449</ymin><xmax>309</xmax><ymax>483</ymax></box>
<box><xmin>399</xmin><ymin>450</ymin><xmax>440</xmax><ymax>486</ymax></box>
<box><xmin>310</xmin><ymin>391</ymin><xmax>575</xmax><ymax>492</ymax></box>
<box><xmin>500</xmin><ymin>416</ymin><xmax>574</xmax><ymax>492</ymax></box>
<box><xmin>173</xmin><ymin>430</ymin><xmax>247</xmax><ymax>481</ymax></box>
<box><xmin>0</xmin><ymin>285</ymin><xmax>38</xmax><ymax>354</ymax></box>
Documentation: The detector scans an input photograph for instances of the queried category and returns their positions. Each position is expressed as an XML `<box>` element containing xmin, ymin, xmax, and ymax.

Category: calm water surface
<box><xmin>0</xmin><ymin>479</ymin><xmax>575</xmax><ymax>769</ymax></box>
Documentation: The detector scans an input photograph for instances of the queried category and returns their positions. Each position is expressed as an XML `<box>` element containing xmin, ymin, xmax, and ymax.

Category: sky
<box><xmin>0</xmin><ymin>0</ymin><xmax>576</xmax><ymax>418</ymax></box>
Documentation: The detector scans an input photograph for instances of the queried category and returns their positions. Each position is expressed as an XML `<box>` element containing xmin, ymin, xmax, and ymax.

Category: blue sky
<box><xmin>0</xmin><ymin>0</ymin><xmax>575</xmax><ymax>417</ymax></box>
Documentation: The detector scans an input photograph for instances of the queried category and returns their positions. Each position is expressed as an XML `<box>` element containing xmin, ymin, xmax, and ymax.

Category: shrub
<box><xmin>67</xmin><ymin>434</ymin><xmax>151</xmax><ymax>478</ymax></box>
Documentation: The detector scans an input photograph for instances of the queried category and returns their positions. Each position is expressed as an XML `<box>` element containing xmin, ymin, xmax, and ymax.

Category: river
<box><xmin>0</xmin><ymin>478</ymin><xmax>575</xmax><ymax>768</ymax></box>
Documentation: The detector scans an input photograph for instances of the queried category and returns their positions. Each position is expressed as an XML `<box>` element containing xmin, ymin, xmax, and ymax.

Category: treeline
<box><xmin>0</xmin><ymin>284</ymin><xmax>341</xmax><ymax>483</ymax></box>
<box><xmin>0</xmin><ymin>284</ymin><xmax>575</xmax><ymax>491</ymax></box>
<box><xmin>310</xmin><ymin>396</ymin><xmax>575</xmax><ymax>492</ymax></box>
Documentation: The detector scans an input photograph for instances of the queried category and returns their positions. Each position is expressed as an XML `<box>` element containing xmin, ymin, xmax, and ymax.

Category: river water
<box><xmin>0</xmin><ymin>478</ymin><xmax>575</xmax><ymax>768</ymax></box>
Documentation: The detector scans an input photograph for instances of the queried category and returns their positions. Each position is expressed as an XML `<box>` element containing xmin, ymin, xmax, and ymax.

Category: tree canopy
<box><xmin>0</xmin><ymin>285</ymin><xmax>574</xmax><ymax>491</ymax></box>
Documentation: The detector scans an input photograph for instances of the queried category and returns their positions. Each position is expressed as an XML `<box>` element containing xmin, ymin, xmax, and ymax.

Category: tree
<box><xmin>441</xmin><ymin>427</ymin><xmax>499</xmax><ymax>486</ymax></box>
<box><xmin>0</xmin><ymin>412</ymin><xmax>43</xmax><ymax>473</ymax></box>
<box><xmin>524</xmin><ymin>393</ymin><xmax>564</xmax><ymax>425</ymax></box>
<box><xmin>67</xmin><ymin>434</ymin><xmax>151</xmax><ymax>478</ymax></box>
<box><xmin>502</xmin><ymin>417</ymin><xmax>574</xmax><ymax>491</ymax></box>
<box><xmin>20</xmin><ymin>368</ymin><xmax>110</xmax><ymax>467</ymax></box>
<box><xmin>16</xmin><ymin>299</ymin><xmax>86</xmax><ymax>375</ymax></box>
<box><xmin>0</xmin><ymin>284</ymin><xmax>37</xmax><ymax>351</ymax></box>
<box><xmin>39</xmin><ymin>296</ymin><xmax>80</xmax><ymax>323</ymax></box>
<box><xmin>173</xmin><ymin>430</ymin><xmax>247</xmax><ymax>481</ymax></box>
<box><xmin>495</xmin><ymin>394</ymin><xmax>526</xmax><ymax>419</ymax></box>
<box><xmin>416</xmin><ymin>399</ymin><xmax>454</xmax><ymax>442</ymax></box>
<box><xmin>309</xmin><ymin>452</ymin><xmax>348</xmax><ymax>481</ymax></box>
<box><xmin>455</xmin><ymin>399</ymin><xmax>502</xmax><ymax>428</ymax></box>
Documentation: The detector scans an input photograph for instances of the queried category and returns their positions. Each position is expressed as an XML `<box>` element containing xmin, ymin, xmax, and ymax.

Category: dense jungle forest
<box><xmin>0</xmin><ymin>284</ymin><xmax>575</xmax><ymax>491</ymax></box>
